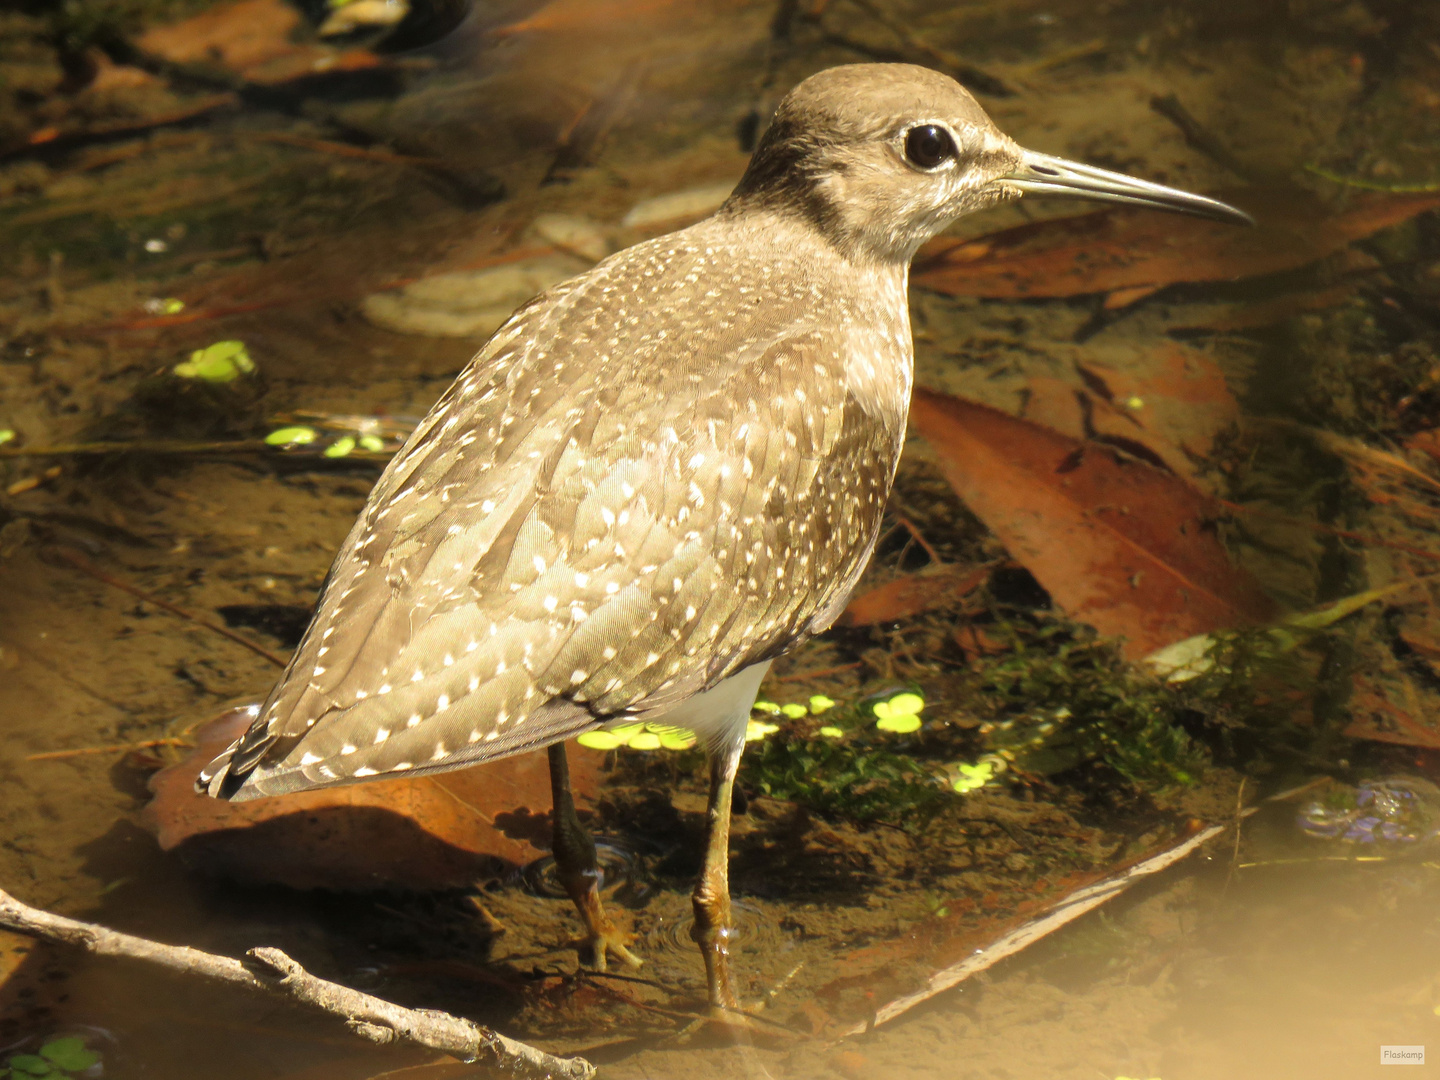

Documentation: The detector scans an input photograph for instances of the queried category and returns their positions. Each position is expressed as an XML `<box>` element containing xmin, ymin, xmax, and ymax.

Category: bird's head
<box><xmin>727</xmin><ymin>63</ymin><xmax>1250</xmax><ymax>265</ymax></box>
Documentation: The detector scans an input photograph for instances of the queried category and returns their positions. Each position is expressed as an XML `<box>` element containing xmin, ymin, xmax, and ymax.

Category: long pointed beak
<box><xmin>1004</xmin><ymin>150</ymin><xmax>1253</xmax><ymax>225</ymax></box>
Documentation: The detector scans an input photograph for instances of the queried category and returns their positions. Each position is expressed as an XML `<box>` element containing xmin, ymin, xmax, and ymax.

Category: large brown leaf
<box><xmin>913</xmin><ymin>192</ymin><xmax>1440</xmax><ymax>301</ymax></box>
<box><xmin>908</xmin><ymin>389</ymin><xmax>1275</xmax><ymax>657</ymax></box>
<box><xmin>142</xmin><ymin>706</ymin><xmax>604</xmax><ymax>890</ymax></box>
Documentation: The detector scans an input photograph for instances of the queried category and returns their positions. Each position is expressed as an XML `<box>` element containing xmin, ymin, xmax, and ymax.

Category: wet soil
<box><xmin>4</xmin><ymin>0</ymin><xmax>1440</xmax><ymax>1077</ymax></box>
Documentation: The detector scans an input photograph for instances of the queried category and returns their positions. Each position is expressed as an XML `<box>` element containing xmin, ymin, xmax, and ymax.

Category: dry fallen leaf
<box><xmin>142</xmin><ymin>706</ymin><xmax>605</xmax><ymax>890</ymax></box>
<box><xmin>914</xmin><ymin>191</ymin><xmax>1440</xmax><ymax>301</ymax></box>
<box><xmin>909</xmin><ymin>389</ymin><xmax>1275</xmax><ymax>657</ymax></box>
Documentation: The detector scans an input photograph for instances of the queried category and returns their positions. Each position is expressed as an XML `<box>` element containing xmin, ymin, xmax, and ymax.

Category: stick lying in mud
<box><xmin>0</xmin><ymin>888</ymin><xmax>594</xmax><ymax>1080</ymax></box>
<box><xmin>838</xmin><ymin>819</ymin><xmax>1236</xmax><ymax>1036</ymax></box>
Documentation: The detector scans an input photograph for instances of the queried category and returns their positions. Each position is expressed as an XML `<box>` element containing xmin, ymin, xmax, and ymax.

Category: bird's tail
<box><xmin>193</xmin><ymin>704</ymin><xmax>261</xmax><ymax>799</ymax></box>
<box><xmin>195</xmin><ymin>740</ymin><xmax>244</xmax><ymax>798</ymax></box>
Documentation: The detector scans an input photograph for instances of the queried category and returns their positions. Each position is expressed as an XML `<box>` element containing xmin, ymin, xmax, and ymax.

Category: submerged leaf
<box><xmin>138</xmin><ymin>0</ymin><xmax>384</xmax><ymax>85</ymax></box>
<box><xmin>909</xmin><ymin>389</ymin><xmax>1274</xmax><ymax>658</ymax></box>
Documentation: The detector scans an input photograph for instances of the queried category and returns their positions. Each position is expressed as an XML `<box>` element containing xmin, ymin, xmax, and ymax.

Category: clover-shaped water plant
<box><xmin>872</xmin><ymin>691</ymin><xmax>925</xmax><ymax>733</ymax></box>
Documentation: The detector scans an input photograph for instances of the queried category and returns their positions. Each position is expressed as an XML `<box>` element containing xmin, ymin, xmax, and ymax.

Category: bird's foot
<box><xmin>567</xmin><ymin>884</ymin><xmax>642</xmax><ymax>971</ymax></box>
<box><xmin>666</xmin><ymin>1003</ymin><xmax>795</xmax><ymax>1048</ymax></box>
<box><xmin>571</xmin><ymin>919</ymin><xmax>643</xmax><ymax>972</ymax></box>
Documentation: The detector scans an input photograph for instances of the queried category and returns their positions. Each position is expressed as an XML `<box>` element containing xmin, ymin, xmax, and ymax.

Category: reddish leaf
<box><xmin>908</xmin><ymin>389</ymin><xmax>1274</xmax><ymax>657</ymax></box>
<box><xmin>138</xmin><ymin>0</ymin><xmax>381</xmax><ymax>86</ymax></box>
<box><xmin>142</xmin><ymin>706</ymin><xmax>604</xmax><ymax>890</ymax></box>
<box><xmin>839</xmin><ymin>563</ymin><xmax>994</xmax><ymax>626</ymax></box>
<box><xmin>914</xmin><ymin>191</ymin><xmax>1440</xmax><ymax>300</ymax></box>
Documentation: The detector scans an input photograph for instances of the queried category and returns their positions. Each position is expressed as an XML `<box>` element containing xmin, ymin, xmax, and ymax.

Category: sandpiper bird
<box><xmin>199</xmin><ymin>63</ymin><xmax>1249</xmax><ymax>1010</ymax></box>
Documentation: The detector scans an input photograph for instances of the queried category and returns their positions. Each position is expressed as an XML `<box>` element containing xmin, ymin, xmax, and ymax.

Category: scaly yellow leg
<box><xmin>691</xmin><ymin>739</ymin><xmax>744</xmax><ymax>1010</ymax></box>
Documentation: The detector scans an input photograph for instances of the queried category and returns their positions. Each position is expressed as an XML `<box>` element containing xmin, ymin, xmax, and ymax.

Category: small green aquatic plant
<box><xmin>265</xmin><ymin>426</ymin><xmax>319</xmax><ymax>447</ymax></box>
<box><xmin>1</xmin><ymin>1037</ymin><xmax>100</xmax><ymax>1079</ymax></box>
<box><xmin>740</xmin><ymin>687</ymin><xmax>950</xmax><ymax>821</ymax></box>
<box><xmin>265</xmin><ymin>422</ymin><xmax>390</xmax><ymax>456</ymax></box>
<box><xmin>979</xmin><ymin>620</ymin><xmax>1206</xmax><ymax>787</ymax></box>
<box><xmin>743</xmin><ymin>728</ymin><xmax>946</xmax><ymax>821</ymax></box>
<box><xmin>173</xmin><ymin>340</ymin><xmax>254</xmax><ymax>383</ymax></box>
<box><xmin>873</xmin><ymin>690</ymin><xmax>925</xmax><ymax>732</ymax></box>
<box><xmin>945</xmin><ymin>757</ymin><xmax>999</xmax><ymax>793</ymax></box>
<box><xmin>579</xmin><ymin>694</ymin><xmax>837</xmax><ymax>755</ymax></box>
<box><xmin>577</xmin><ymin>723</ymin><xmax>696</xmax><ymax>751</ymax></box>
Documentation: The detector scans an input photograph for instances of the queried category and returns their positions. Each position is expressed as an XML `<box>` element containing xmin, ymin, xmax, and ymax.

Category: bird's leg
<box><xmin>547</xmin><ymin>742</ymin><xmax>641</xmax><ymax>971</ymax></box>
<box><xmin>691</xmin><ymin>738</ymin><xmax>745</xmax><ymax>1011</ymax></box>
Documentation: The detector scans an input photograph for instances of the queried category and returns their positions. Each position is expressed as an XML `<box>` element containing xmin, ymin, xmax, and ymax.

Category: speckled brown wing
<box><xmin>200</xmin><ymin>231</ymin><xmax>902</xmax><ymax>800</ymax></box>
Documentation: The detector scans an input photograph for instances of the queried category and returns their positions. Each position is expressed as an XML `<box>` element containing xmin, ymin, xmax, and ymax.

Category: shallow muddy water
<box><xmin>3</xmin><ymin>1</ymin><xmax>1440</xmax><ymax>1078</ymax></box>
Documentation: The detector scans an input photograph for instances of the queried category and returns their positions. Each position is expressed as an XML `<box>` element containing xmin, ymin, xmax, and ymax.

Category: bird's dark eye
<box><xmin>904</xmin><ymin>125</ymin><xmax>956</xmax><ymax>169</ymax></box>
<box><xmin>903</xmin><ymin>124</ymin><xmax>957</xmax><ymax>170</ymax></box>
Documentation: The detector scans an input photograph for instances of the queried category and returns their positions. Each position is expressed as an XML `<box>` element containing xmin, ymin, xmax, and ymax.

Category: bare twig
<box><xmin>51</xmin><ymin>547</ymin><xmax>289</xmax><ymax>668</ymax></box>
<box><xmin>893</xmin><ymin>514</ymin><xmax>944</xmax><ymax>565</ymax></box>
<box><xmin>833</xmin><ymin>0</ymin><xmax>1015</xmax><ymax>97</ymax></box>
<box><xmin>1220</xmin><ymin>777</ymin><xmax>1247</xmax><ymax>900</ymax></box>
<box><xmin>0</xmin><ymin>887</ymin><xmax>594</xmax><ymax>1080</ymax></box>
<box><xmin>837</xmin><ymin>820</ymin><xmax>1234</xmax><ymax>1035</ymax></box>
<box><xmin>775</xmin><ymin>661</ymin><xmax>864</xmax><ymax>682</ymax></box>
<box><xmin>237</xmin><ymin>132</ymin><xmax>443</xmax><ymax>167</ymax></box>
<box><xmin>27</xmin><ymin>737</ymin><xmax>190</xmax><ymax>762</ymax></box>
<box><xmin>1148</xmin><ymin>94</ymin><xmax>1258</xmax><ymax>183</ymax></box>
<box><xmin>50</xmin><ymin>550</ymin><xmax>289</xmax><ymax>668</ymax></box>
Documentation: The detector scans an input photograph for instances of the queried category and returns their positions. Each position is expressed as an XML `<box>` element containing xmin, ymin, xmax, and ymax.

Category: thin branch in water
<box><xmin>0</xmin><ymin>887</ymin><xmax>595</xmax><ymax>1080</ymax></box>
<box><xmin>775</xmin><ymin>661</ymin><xmax>864</xmax><ymax>682</ymax></box>
<box><xmin>51</xmin><ymin>546</ymin><xmax>289</xmax><ymax>668</ymax></box>
<box><xmin>1148</xmin><ymin>93</ymin><xmax>1258</xmax><ymax>182</ymax></box>
<box><xmin>27</xmin><ymin>737</ymin><xmax>190</xmax><ymax>762</ymax></box>
<box><xmin>893</xmin><ymin>514</ymin><xmax>944</xmax><ymax>565</ymax></box>
<box><xmin>832</xmin><ymin>0</ymin><xmax>1015</xmax><ymax>97</ymax></box>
